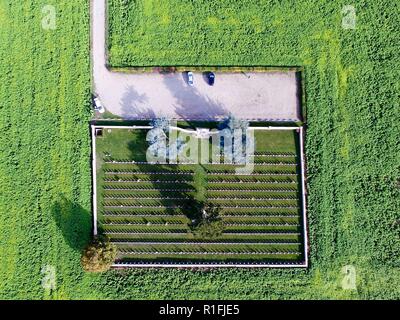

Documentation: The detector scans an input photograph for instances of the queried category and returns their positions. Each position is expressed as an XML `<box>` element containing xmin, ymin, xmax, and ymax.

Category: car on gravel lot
<box><xmin>187</xmin><ymin>71</ymin><xmax>194</xmax><ymax>86</ymax></box>
<box><xmin>207</xmin><ymin>72</ymin><xmax>215</xmax><ymax>86</ymax></box>
<box><xmin>93</xmin><ymin>96</ymin><xmax>105</xmax><ymax>113</ymax></box>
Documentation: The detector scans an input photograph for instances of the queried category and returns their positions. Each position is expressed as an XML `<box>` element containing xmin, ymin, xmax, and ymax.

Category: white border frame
<box><xmin>90</xmin><ymin>124</ymin><xmax>309</xmax><ymax>268</ymax></box>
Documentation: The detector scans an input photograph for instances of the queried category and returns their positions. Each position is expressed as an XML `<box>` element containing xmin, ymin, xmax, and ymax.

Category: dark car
<box><xmin>207</xmin><ymin>72</ymin><xmax>215</xmax><ymax>86</ymax></box>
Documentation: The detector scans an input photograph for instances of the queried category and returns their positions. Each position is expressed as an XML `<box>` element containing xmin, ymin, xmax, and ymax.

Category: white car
<box><xmin>187</xmin><ymin>71</ymin><xmax>194</xmax><ymax>86</ymax></box>
<box><xmin>93</xmin><ymin>97</ymin><xmax>105</xmax><ymax>113</ymax></box>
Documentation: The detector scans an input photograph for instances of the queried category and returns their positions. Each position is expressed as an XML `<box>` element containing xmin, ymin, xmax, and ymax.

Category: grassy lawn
<box><xmin>254</xmin><ymin>130</ymin><xmax>299</xmax><ymax>154</ymax></box>
<box><xmin>95</xmin><ymin>127</ymin><xmax>304</xmax><ymax>264</ymax></box>
<box><xmin>96</xmin><ymin>128</ymin><xmax>150</xmax><ymax>161</ymax></box>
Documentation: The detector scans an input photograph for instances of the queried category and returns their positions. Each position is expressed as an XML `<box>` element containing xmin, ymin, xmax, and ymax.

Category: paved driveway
<box><xmin>92</xmin><ymin>0</ymin><xmax>301</xmax><ymax>121</ymax></box>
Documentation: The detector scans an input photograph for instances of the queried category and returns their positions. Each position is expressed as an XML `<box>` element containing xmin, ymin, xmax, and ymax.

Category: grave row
<box><xmin>208</xmin><ymin>188</ymin><xmax>297</xmax><ymax>192</ymax></box>
<box><xmin>120</xmin><ymin>251</ymin><xmax>300</xmax><ymax>256</ymax></box>
<box><xmin>104</xmin><ymin>160</ymin><xmax>297</xmax><ymax>166</ymax></box>
<box><xmin>105</xmin><ymin>171</ymin><xmax>194</xmax><ymax>176</ymax></box>
<box><xmin>103</xmin><ymin>204</ymin><xmax>299</xmax><ymax>209</ymax></box>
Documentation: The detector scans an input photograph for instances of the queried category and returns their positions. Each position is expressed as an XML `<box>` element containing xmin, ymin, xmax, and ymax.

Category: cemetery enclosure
<box><xmin>92</xmin><ymin>125</ymin><xmax>308</xmax><ymax>267</ymax></box>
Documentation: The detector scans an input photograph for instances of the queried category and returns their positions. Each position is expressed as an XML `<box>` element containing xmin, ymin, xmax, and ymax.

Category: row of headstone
<box><xmin>253</xmin><ymin>152</ymin><xmax>296</xmax><ymax>157</ymax></box>
<box><xmin>105</xmin><ymin>171</ymin><xmax>194</xmax><ymax>175</ymax></box>
<box><xmin>115</xmin><ymin>261</ymin><xmax>300</xmax><ymax>266</ymax></box>
<box><xmin>115</xmin><ymin>261</ymin><xmax>301</xmax><ymax>266</ymax></box>
<box><xmin>104</xmin><ymin>187</ymin><xmax>194</xmax><ymax>192</ymax></box>
<box><xmin>102</xmin><ymin>222</ymin><xmax>183</xmax><ymax>226</ymax></box>
<box><xmin>111</xmin><ymin>240</ymin><xmax>301</xmax><ymax>246</ymax></box>
<box><xmin>104</xmin><ymin>195</ymin><xmax>297</xmax><ymax>201</ymax></box>
<box><xmin>103</xmin><ymin>205</ymin><xmax>184</xmax><ymax>209</ymax></box>
<box><xmin>208</xmin><ymin>180</ymin><xmax>297</xmax><ymax>184</ymax></box>
<box><xmin>252</xmin><ymin>163</ymin><xmax>298</xmax><ymax>166</ymax></box>
<box><xmin>103</xmin><ymin>204</ymin><xmax>298</xmax><ymax>209</ymax></box>
<box><xmin>104</xmin><ymin>231</ymin><xmax>187</xmax><ymax>235</ymax></box>
<box><xmin>207</xmin><ymin>172</ymin><xmax>297</xmax><ymax>176</ymax></box>
<box><xmin>208</xmin><ymin>188</ymin><xmax>297</xmax><ymax>192</ymax></box>
<box><xmin>219</xmin><ymin>205</ymin><xmax>299</xmax><ymax>209</ymax></box>
<box><xmin>121</xmin><ymin>251</ymin><xmax>299</xmax><ymax>255</ymax></box>
<box><xmin>224</xmin><ymin>231</ymin><xmax>301</xmax><ymax>235</ymax></box>
<box><xmin>222</xmin><ymin>214</ymin><xmax>298</xmax><ymax>218</ymax></box>
<box><xmin>105</xmin><ymin>160</ymin><xmax>196</xmax><ymax>165</ymax></box>
<box><xmin>224</xmin><ymin>223</ymin><xmax>300</xmax><ymax>227</ymax></box>
<box><xmin>208</xmin><ymin>197</ymin><xmax>298</xmax><ymax>201</ymax></box>
<box><xmin>104</xmin><ymin>179</ymin><xmax>193</xmax><ymax>183</ymax></box>
<box><xmin>103</xmin><ymin>212</ymin><xmax>183</xmax><ymax>216</ymax></box>
<box><xmin>104</xmin><ymin>196</ymin><xmax>192</xmax><ymax>201</ymax></box>
<box><xmin>103</xmin><ymin>202</ymin><xmax>184</xmax><ymax>207</ymax></box>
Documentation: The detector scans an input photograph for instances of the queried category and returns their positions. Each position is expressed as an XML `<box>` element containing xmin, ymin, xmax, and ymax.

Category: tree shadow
<box><xmin>126</xmin><ymin>138</ymin><xmax>202</xmax><ymax>227</ymax></box>
<box><xmin>51</xmin><ymin>196</ymin><xmax>92</xmax><ymax>252</ymax></box>
<box><xmin>162</xmin><ymin>74</ymin><xmax>228</xmax><ymax>121</ymax></box>
<box><xmin>126</xmin><ymin>129</ymin><xmax>149</xmax><ymax>162</ymax></box>
<box><xmin>120</xmin><ymin>85</ymin><xmax>155</xmax><ymax>119</ymax></box>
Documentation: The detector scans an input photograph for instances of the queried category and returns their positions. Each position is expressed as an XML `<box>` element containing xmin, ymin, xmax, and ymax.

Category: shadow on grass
<box><xmin>126</xmin><ymin>137</ymin><xmax>203</xmax><ymax>226</ymax></box>
<box><xmin>51</xmin><ymin>196</ymin><xmax>92</xmax><ymax>252</ymax></box>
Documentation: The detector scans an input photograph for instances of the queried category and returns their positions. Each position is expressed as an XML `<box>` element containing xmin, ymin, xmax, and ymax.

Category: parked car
<box><xmin>93</xmin><ymin>97</ymin><xmax>105</xmax><ymax>113</ymax></box>
<box><xmin>187</xmin><ymin>71</ymin><xmax>194</xmax><ymax>86</ymax></box>
<box><xmin>207</xmin><ymin>72</ymin><xmax>215</xmax><ymax>86</ymax></box>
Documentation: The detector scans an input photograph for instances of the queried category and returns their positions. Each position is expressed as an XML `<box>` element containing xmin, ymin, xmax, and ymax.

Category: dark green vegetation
<box><xmin>81</xmin><ymin>236</ymin><xmax>117</xmax><ymax>272</ymax></box>
<box><xmin>95</xmin><ymin>128</ymin><xmax>305</xmax><ymax>265</ymax></box>
<box><xmin>0</xmin><ymin>0</ymin><xmax>399</xmax><ymax>299</ymax></box>
<box><xmin>0</xmin><ymin>0</ymin><xmax>93</xmax><ymax>299</ymax></box>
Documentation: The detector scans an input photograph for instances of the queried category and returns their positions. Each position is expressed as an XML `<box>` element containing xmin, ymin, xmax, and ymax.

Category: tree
<box><xmin>195</xmin><ymin>220</ymin><xmax>225</xmax><ymax>239</ymax></box>
<box><xmin>147</xmin><ymin>118</ymin><xmax>170</xmax><ymax>163</ymax></box>
<box><xmin>191</xmin><ymin>203</ymin><xmax>225</xmax><ymax>239</ymax></box>
<box><xmin>150</xmin><ymin>117</ymin><xmax>170</xmax><ymax>132</ymax></box>
<box><xmin>81</xmin><ymin>236</ymin><xmax>117</xmax><ymax>272</ymax></box>
<box><xmin>220</xmin><ymin>115</ymin><xmax>253</xmax><ymax>165</ymax></box>
<box><xmin>146</xmin><ymin>127</ymin><xmax>167</xmax><ymax>145</ymax></box>
<box><xmin>227</xmin><ymin>114</ymin><xmax>249</xmax><ymax>132</ymax></box>
<box><xmin>167</xmin><ymin>135</ymin><xmax>187</xmax><ymax>162</ymax></box>
<box><xmin>147</xmin><ymin>117</ymin><xmax>188</xmax><ymax>163</ymax></box>
<box><xmin>200</xmin><ymin>202</ymin><xmax>222</xmax><ymax>223</ymax></box>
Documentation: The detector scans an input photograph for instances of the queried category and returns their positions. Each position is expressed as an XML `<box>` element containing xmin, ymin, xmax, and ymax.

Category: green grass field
<box><xmin>0</xmin><ymin>0</ymin><xmax>399</xmax><ymax>299</ymax></box>
<box><xmin>0</xmin><ymin>0</ymin><xmax>93</xmax><ymax>299</ymax></box>
<box><xmin>95</xmin><ymin>128</ymin><xmax>305</xmax><ymax>265</ymax></box>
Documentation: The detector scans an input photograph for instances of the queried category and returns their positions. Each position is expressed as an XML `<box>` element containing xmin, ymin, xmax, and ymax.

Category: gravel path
<box><xmin>91</xmin><ymin>0</ymin><xmax>301</xmax><ymax>121</ymax></box>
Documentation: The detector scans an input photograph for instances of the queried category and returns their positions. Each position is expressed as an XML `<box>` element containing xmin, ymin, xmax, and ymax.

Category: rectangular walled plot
<box><xmin>92</xmin><ymin>126</ymin><xmax>308</xmax><ymax>267</ymax></box>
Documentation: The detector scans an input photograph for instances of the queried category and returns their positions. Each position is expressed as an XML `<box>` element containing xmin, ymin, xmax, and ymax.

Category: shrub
<box><xmin>191</xmin><ymin>203</ymin><xmax>225</xmax><ymax>239</ymax></box>
<box><xmin>155</xmin><ymin>67</ymin><xmax>177</xmax><ymax>74</ymax></box>
<box><xmin>195</xmin><ymin>220</ymin><xmax>225</xmax><ymax>239</ymax></box>
<box><xmin>81</xmin><ymin>236</ymin><xmax>117</xmax><ymax>272</ymax></box>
